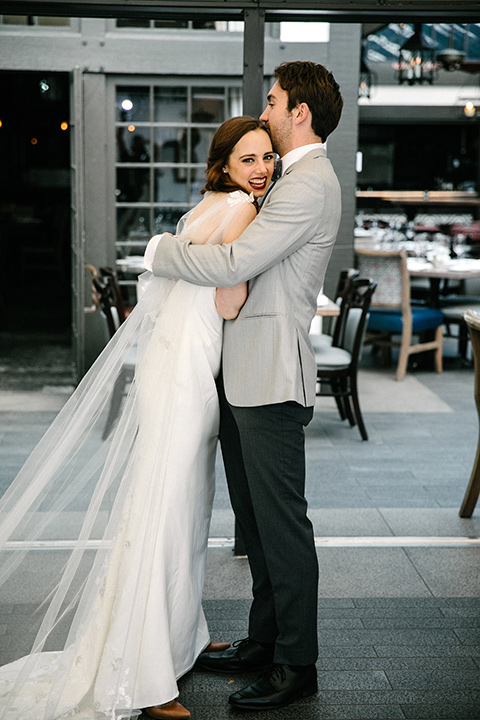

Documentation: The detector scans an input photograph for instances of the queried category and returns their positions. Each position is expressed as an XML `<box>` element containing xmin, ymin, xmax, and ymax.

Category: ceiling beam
<box><xmin>0</xmin><ymin>1</ymin><xmax>479</xmax><ymax>22</ymax></box>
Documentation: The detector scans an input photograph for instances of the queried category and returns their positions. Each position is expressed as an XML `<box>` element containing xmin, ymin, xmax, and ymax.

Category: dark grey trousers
<box><xmin>217</xmin><ymin>373</ymin><xmax>318</xmax><ymax>666</ymax></box>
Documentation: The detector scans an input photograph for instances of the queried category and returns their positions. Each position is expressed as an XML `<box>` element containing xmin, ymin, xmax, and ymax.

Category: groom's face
<box><xmin>260</xmin><ymin>81</ymin><xmax>293</xmax><ymax>158</ymax></box>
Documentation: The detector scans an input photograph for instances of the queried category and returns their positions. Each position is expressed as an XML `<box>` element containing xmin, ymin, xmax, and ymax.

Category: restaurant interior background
<box><xmin>1</xmin><ymin>11</ymin><xmax>480</xmax><ymax>377</ymax></box>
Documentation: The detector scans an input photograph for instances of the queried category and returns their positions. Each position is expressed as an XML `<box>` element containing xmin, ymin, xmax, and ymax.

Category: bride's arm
<box><xmin>215</xmin><ymin>202</ymin><xmax>257</xmax><ymax>320</ymax></box>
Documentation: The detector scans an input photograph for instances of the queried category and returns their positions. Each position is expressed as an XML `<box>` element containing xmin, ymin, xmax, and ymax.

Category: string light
<box><xmin>464</xmin><ymin>101</ymin><xmax>476</xmax><ymax>118</ymax></box>
<box><xmin>128</xmin><ymin>125</ymin><xmax>136</xmax><ymax>133</ymax></box>
<box><xmin>60</xmin><ymin>121</ymin><xmax>69</xmax><ymax>131</ymax></box>
<box><xmin>31</xmin><ymin>138</ymin><xmax>38</xmax><ymax>145</ymax></box>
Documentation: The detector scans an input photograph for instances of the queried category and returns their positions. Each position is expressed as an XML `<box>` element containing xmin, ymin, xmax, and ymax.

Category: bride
<box><xmin>0</xmin><ymin>117</ymin><xmax>274</xmax><ymax>720</ymax></box>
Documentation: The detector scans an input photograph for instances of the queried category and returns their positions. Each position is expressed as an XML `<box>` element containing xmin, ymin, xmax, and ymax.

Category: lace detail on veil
<box><xmin>0</xmin><ymin>190</ymin><xmax>253</xmax><ymax>720</ymax></box>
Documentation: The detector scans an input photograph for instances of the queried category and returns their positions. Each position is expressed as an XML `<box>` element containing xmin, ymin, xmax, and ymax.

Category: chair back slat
<box><xmin>99</xmin><ymin>267</ymin><xmax>128</xmax><ymax>324</ymax></box>
<box><xmin>331</xmin><ymin>268</ymin><xmax>359</xmax><ymax>347</ymax></box>
<box><xmin>93</xmin><ymin>276</ymin><xmax>121</xmax><ymax>338</ymax></box>
<box><xmin>341</xmin><ymin>277</ymin><xmax>377</xmax><ymax>362</ymax></box>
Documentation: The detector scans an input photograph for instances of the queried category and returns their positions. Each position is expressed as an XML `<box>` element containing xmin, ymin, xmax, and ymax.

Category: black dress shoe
<box><xmin>228</xmin><ymin>663</ymin><xmax>317</xmax><ymax>710</ymax></box>
<box><xmin>195</xmin><ymin>637</ymin><xmax>274</xmax><ymax>673</ymax></box>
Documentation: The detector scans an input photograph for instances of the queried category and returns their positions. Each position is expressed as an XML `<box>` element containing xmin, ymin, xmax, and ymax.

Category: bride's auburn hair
<box><xmin>203</xmin><ymin>116</ymin><xmax>270</xmax><ymax>194</ymax></box>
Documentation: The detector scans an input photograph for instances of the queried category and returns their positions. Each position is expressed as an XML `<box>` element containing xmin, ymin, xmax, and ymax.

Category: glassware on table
<box><xmin>453</xmin><ymin>233</ymin><xmax>468</xmax><ymax>258</ymax></box>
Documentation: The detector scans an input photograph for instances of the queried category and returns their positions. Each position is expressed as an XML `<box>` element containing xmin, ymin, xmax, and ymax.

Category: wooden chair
<box><xmin>93</xmin><ymin>275</ymin><xmax>122</xmax><ymax>338</ymax></box>
<box><xmin>99</xmin><ymin>266</ymin><xmax>134</xmax><ymax>322</ymax></box>
<box><xmin>315</xmin><ymin>277</ymin><xmax>377</xmax><ymax>441</ymax></box>
<box><xmin>459</xmin><ymin>309</ymin><xmax>480</xmax><ymax>517</ymax></box>
<box><xmin>356</xmin><ymin>249</ymin><xmax>444</xmax><ymax>381</ymax></box>
<box><xmin>440</xmin><ymin>295</ymin><xmax>480</xmax><ymax>361</ymax></box>
<box><xmin>311</xmin><ymin>268</ymin><xmax>359</xmax><ymax>353</ymax></box>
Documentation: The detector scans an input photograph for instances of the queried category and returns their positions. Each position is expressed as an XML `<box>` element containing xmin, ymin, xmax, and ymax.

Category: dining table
<box><xmin>407</xmin><ymin>256</ymin><xmax>480</xmax><ymax>307</ymax></box>
<box><xmin>316</xmin><ymin>294</ymin><xmax>340</xmax><ymax>317</ymax></box>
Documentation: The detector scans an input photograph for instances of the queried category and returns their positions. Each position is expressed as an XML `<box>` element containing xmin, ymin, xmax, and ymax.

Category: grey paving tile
<box><xmin>454</xmin><ymin>629</ymin><xmax>480</xmax><ymax>646</ymax></box>
<box><xmin>318</xmin><ymin>618</ymin><xmax>365</xmax><ymax>629</ymax></box>
<box><xmin>441</xmin><ymin>607</ymin><xmax>480</xmax><ymax>617</ymax></box>
<box><xmin>317</xmin><ymin>607</ymin><xmax>443</xmax><ymax>619</ymax></box>
<box><xmin>405</xmin><ymin>548</ymin><xmax>480</xmax><ymax>597</ymax></box>
<box><xmin>402</xmin><ymin>706</ymin><xmax>480</xmax><ymax>719</ymax></box>
<box><xmin>313</xmin><ymin>705</ymin><xmax>405</xmax><ymax>719</ymax></box>
<box><xmin>316</xmin><ymin>548</ymin><xmax>432</xmax><ymax>598</ymax></box>
<box><xmin>317</xmin><ymin>670</ymin><xmax>391</xmax><ymax>691</ymax></box>
<box><xmin>385</xmin><ymin>657</ymin><xmax>480</xmax><ymax>691</ymax></box>
<box><xmin>316</xmin><ymin>690</ymin><xmax>480</xmax><ymax>705</ymax></box>
<box><xmin>316</xmin><ymin>658</ymin><xmax>398</xmax><ymax>672</ymax></box>
<box><xmin>379</xmin><ymin>509</ymin><xmax>480</xmax><ymax>537</ymax></box>
<box><xmin>353</xmin><ymin>599</ymin><xmax>480</xmax><ymax>609</ymax></box>
<box><xmin>318</xmin><ymin>628</ymin><xmax>460</xmax><ymax>646</ymax></box>
<box><xmin>362</xmin><ymin>617</ymin><xmax>480</xmax><ymax>629</ymax></box>
<box><xmin>375</xmin><ymin>645</ymin><xmax>480</xmax><ymax>658</ymax></box>
<box><xmin>318</xmin><ymin>646</ymin><xmax>378</xmax><ymax>658</ymax></box>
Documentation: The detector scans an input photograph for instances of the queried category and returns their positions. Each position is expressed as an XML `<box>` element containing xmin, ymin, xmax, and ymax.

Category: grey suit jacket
<box><xmin>151</xmin><ymin>147</ymin><xmax>341</xmax><ymax>407</ymax></box>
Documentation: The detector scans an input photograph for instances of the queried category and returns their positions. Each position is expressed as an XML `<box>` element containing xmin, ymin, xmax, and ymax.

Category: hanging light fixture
<box><xmin>396</xmin><ymin>23</ymin><xmax>438</xmax><ymax>86</ymax></box>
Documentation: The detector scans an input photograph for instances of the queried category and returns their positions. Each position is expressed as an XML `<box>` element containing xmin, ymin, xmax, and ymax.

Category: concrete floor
<box><xmin>0</xmin><ymin>333</ymin><xmax>479</xmax><ymax>719</ymax></box>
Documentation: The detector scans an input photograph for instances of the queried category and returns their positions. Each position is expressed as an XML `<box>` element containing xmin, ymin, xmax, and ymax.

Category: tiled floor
<box><xmin>0</xmin><ymin>335</ymin><xmax>479</xmax><ymax>719</ymax></box>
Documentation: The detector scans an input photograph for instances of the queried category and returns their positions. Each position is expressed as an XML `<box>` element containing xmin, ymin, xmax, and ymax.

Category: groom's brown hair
<box><xmin>274</xmin><ymin>61</ymin><xmax>343</xmax><ymax>141</ymax></box>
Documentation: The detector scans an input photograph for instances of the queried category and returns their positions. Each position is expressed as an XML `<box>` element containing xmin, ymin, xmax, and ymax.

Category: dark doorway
<box><xmin>0</xmin><ymin>71</ymin><xmax>72</xmax><ymax>385</ymax></box>
<box><xmin>0</xmin><ymin>71</ymin><xmax>71</xmax><ymax>330</ymax></box>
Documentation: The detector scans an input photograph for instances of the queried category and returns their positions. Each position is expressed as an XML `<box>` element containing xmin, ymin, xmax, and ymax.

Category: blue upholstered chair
<box><xmin>356</xmin><ymin>249</ymin><xmax>444</xmax><ymax>381</ymax></box>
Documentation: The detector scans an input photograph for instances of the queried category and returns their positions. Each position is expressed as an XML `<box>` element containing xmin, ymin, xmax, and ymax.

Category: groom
<box><xmin>150</xmin><ymin>61</ymin><xmax>343</xmax><ymax>710</ymax></box>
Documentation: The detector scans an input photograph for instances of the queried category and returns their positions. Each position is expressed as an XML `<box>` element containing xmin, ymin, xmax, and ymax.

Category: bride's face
<box><xmin>224</xmin><ymin>129</ymin><xmax>274</xmax><ymax>198</ymax></box>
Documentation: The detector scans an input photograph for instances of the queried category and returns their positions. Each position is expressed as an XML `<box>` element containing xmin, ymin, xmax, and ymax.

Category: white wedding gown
<box><xmin>0</xmin><ymin>190</ymin><xmax>254</xmax><ymax>720</ymax></box>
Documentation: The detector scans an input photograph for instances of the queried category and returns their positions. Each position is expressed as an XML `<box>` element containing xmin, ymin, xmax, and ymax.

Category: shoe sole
<box><xmin>195</xmin><ymin>660</ymin><xmax>272</xmax><ymax>674</ymax></box>
<box><xmin>228</xmin><ymin>684</ymin><xmax>318</xmax><ymax>710</ymax></box>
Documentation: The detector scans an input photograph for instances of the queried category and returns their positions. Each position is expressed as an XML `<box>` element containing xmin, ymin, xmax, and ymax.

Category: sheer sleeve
<box><xmin>180</xmin><ymin>191</ymin><xmax>255</xmax><ymax>247</ymax></box>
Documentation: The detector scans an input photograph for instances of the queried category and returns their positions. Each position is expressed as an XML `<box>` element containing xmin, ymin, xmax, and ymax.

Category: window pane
<box><xmin>116</xmin><ymin>87</ymin><xmax>150</xmax><ymax>122</ymax></box>
<box><xmin>116</xmin><ymin>127</ymin><xmax>151</xmax><ymax>163</ymax></box>
<box><xmin>190</xmin><ymin>179</ymin><xmax>205</xmax><ymax>207</ymax></box>
<box><xmin>154</xmin><ymin>87</ymin><xmax>188</xmax><ymax>123</ymax></box>
<box><xmin>37</xmin><ymin>17</ymin><xmax>70</xmax><ymax>26</ymax></box>
<box><xmin>2</xmin><ymin>15</ymin><xmax>29</xmax><ymax>24</ymax></box>
<box><xmin>117</xmin><ymin>208</ymin><xmax>151</xmax><ymax>243</ymax></box>
<box><xmin>116</xmin><ymin>168</ymin><xmax>150</xmax><ymax>203</ymax></box>
<box><xmin>154</xmin><ymin>208</ymin><xmax>190</xmax><ymax>235</ymax></box>
<box><xmin>192</xmin><ymin>21</ymin><xmax>216</xmax><ymax>30</ymax></box>
<box><xmin>117</xmin><ymin>18</ymin><xmax>150</xmax><ymax>28</ymax></box>
<box><xmin>153</xmin><ymin>127</ymin><xmax>210</xmax><ymax>165</ymax></box>
<box><xmin>154</xmin><ymin>168</ymin><xmax>188</xmax><ymax>203</ymax></box>
<box><xmin>192</xmin><ymin>88</ymin><xmax>225</xmax><ymax>123</ymax></box>
<box><xmin>153</xmin><ymin>20</ymin><xmax>189</xmax><ymax>29</ymax></box>
<box><xmin>153</xmin><ymin>127</ymin><xmax>184</xmax><ymax>163</ymax></box>
<box><xmin>194</xmin><ymin>127</ymin><xmax>216</xmax><ymax>165</ymax></box>
<box><xmin>228</xmin><ymin>87</ymin><xmax>243</xmax><ymax>118</ymax></box>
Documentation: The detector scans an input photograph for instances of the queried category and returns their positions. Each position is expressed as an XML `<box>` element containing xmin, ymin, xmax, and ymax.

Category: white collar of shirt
<box><xmin>280</xmin><ymin>142</ymin><xmax>325</xmax><ymax>176</ymax></box>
